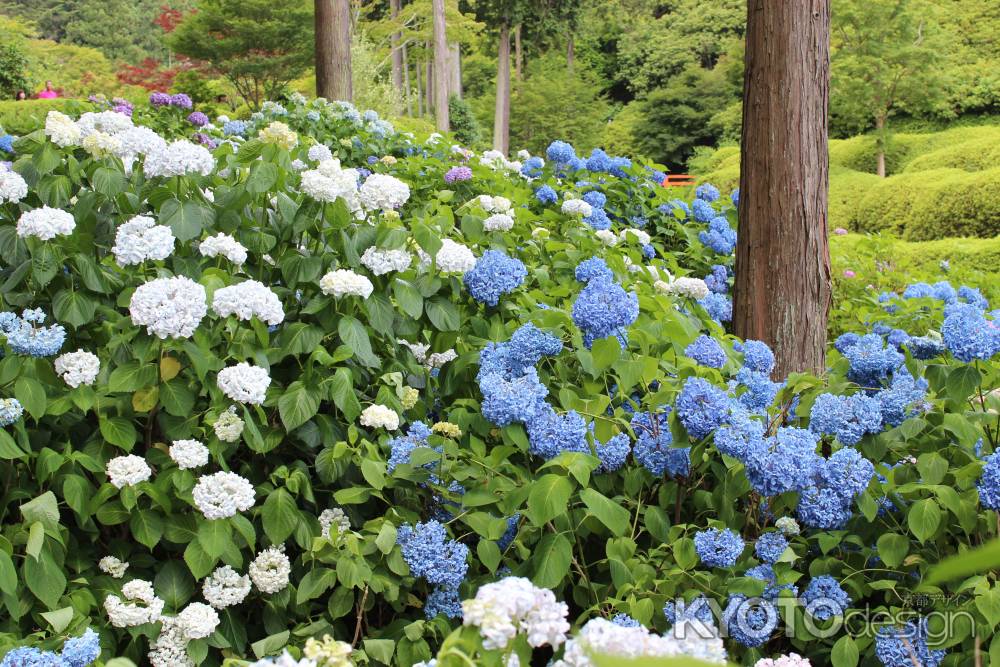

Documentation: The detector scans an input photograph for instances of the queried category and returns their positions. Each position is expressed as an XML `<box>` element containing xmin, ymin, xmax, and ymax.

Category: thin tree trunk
<box><xmin>390</xmin><ymin>0</ymin><xmax>404</xmax><ymax>111</ymax></box>
<box><xmin>425</xmin><ymin>50</ymin><xmax>432</xmax><ymax>115</ymax></box>
<box><xmin>448</xmin><ymin>42</ymin><xmax>462</xmax><ymax>99</ymax></box>
<box><xmin>567</xmin><ymin>34</ymin><xmax>575</xmax><ymax>72</ymax></box>
<box><xmin>875</xmin><ymin>114</ymin><xmax>887</xmax><ymax>177</ymax></box>
<box><xmin>415</xmin><ymin>57</ymin><xmax>423</xmax><ymax>117</ymax></box>
<box><xmin>402</xmin><ymin>43</ymin><xmax>412</xmax><ymax>116</ymax></box>
<box><xmin>733</xmin><ymin>0</ymin><xmax>832</xmax><ymax>377</ymax></box>
<box><xmin>514</xmin><ymin>24</ymin><xmax>523</xmax><ymax>80</ymax></box>
<box><xmin>493</xmin><ymin>22</ymin><xmax>511</xmax><ymax>154</ymax></box>
<box><xmin>329</xmin><ymin>0</ymin><xmax>352</xmax><ymax>101</ymax></box>
<box><xmin>432</xmin><ymin>0</ymin><xmax>449</xmax><ymax>131</ymax></box>
<box><xmin>315</xmin><ymin>0</ymin><xmax>335</xmax><ymax>98</ymax></box>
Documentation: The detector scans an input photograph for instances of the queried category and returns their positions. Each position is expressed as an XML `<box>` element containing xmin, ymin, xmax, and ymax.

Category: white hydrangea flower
<box><xmin>435</xmin><ymin>239</ymin><xmax>475</xmax><ymax>273</ymax></box>
<box><xmin>212</xmin><ymin>280</ymin><xmax>284</xmax><ymax>326</ymax></box>
<box><xmin>663</xmin><ymin>276</ymin><xmax>710</xmax><ymax>300</ymax></box>
<box><xmin>169</xmin><ymin>439</ymin><xmax>209</xmax><ymax>470</ymax></box>
<box><xmin>104</xmin><ymin>579</ymin><xmax>164</xmax><ymax>627</ymax></box>
<box><xmin>290</xmin><ymin>159</ymin><xmax>307</xmax><ymax>171</ymax></box>
<box><xmin>483</xmin><ymin>213</ymin><xmax>514</xmax><ymax>232</ymax></box>
<box><xmin>319</xmin><ymin>507</ymin><xmax>350</xmax><ymax>538</ymax></box>
<box><xmin>129</xmin><ymin>276</ymin><xmax>208</xmax><ymax>339</ymax></box>
<box><xmin>397</xmin><ymin>339</ymin><xmax>430</xmax><ymax>364</ymax></box>
<box><xmin>247</xmin><ymin>652</ymin><xmax>315</xmax><ymax>667</ymax></box>
<box><xmin>45</xmin><ymin>110</ymin><xmax>81</xmax><ymax>147</ymax></box>
<box><xmin>203</xmin><ymin>565</ymin><xmax>252</xmax><ymax>609</ymax></box>
<box><xmin>148</xmin><ymin>615</ymin><xmax>193</xmax><ymax>667</ymax></box>
<box><xmin>427</xmin><ymin>350</ymin><xmax>458</xmax><ymax>369</ymax></box>
<box><xmin>300</xmin><ymin>159</ymin><xmax>360</xmax><ymax>210</ymax></box>
<box><xmin>249</xmin><ymin>546</ymin><xmax>291</xmax><ymax>594</ymax></box>
<box><xmin>360</xmin><ymin>247</ymin><xmax>412</xmax><ymax>275</ymax></box>
<box><xmin>112</xmin><ymin>215</ymin><xmax>175</xmax><ymax>266</ymax></box>
<box><xmin>77</xmin><ymin>110</ymin><xmax>133</xmax><ymax>138</ymax></box>
<box><xmin>0</xmin><ymin>169</ymin><xmax>28</xmax><ymax>204</ymax></box>
<box><xmin>620</xmin><ymin>228</ymin><xmax>651</xmax><ymax>245</ymax></box>
<box><xmin>214</xmin><ymin>407</ymin><xmax>245</xmax><ymax>443</ymax></box>
<box><xmin>478</xmin><ymin>195</ymin><xmax>512</xmax><ymax>213</ymax></box>
<box><xmin>358</xmin><ymin>173</ymin><xmax>410</xmax><ymax>211</ymax></box>
<box><xmin>595</xmin><ymin>230</ymin><xmax>618</xmax><ymax>246</ymax></box>
<box><xmin>462</xmin><ymin>576</ymin><xmax>570</xmax><ymax>650</ymax></box>
<box><xmin>99</xmin><ymin>555</ymin><xmax>129</xmax><ymax>578</ymax></box>
<box><xmin>82</xmin><ymin>131</ymin><xmax>123</xmax><ymax>159</ymax></box>
<box><xmin>199</xmin><ymin>233</ymin><xmax>248</xmax><ymax>266</ymax></box>
<box><xmin>176</xmin><ymin>602</ymin><xmax>220</xmax><ymax>639</ymax></box>
<box><xmin>303</xmin><ymin>636</ymin><xmax>353</xmax><ymax>666</ymax></box>
<box><xmin>217</xmin><ymin>363</ymin><xmax>271</xmax><ymax>405</ymax></box>
<box><xmin>192</xmin><ymin>471</ymin><xmax>256</xmax><ymax>519</ymax></box>
<box><xmin>106</xmin><ymin>455</ymin><xmax>152</xmax><ymax>488</ymax></box>
<box><xmin>561</xmin><ymin>199</ymin><xmax>592</xmax><ymax>217</ymax></box>
<box><xmin>53</xmin><ymin>350</ymin><xmax>100</xmax><ymax>388</ymax></box>
<box><xmin>319</xmin><ymin>270</ymin><xmax>374</xmax><ymax>299</ymax></box>
<box><xmin>359</xmin><ymin>404</ymin><xmax>399</xmax><ymax>430</ymax></box>
<box><xmin>118</xmin><ymin>125</ymin><xmax>167</xmax><ymax>161</ymax></box>
<box><xmin>308</xmin><ymin>144</ymin><xmax>333</xmax><ymax>162</ymax></box>
<box><xmin>516</xmin><ymin>149</ymin><xmax>532</xmax><ymax>161</ymax></box>
<box><xmin>554</xmin><ymin>618</ymin><xmax>727</xmax><ymax>667</ymax></box>
<box><xmin>144</xmin><ymin>140</ymin><xmax>215</xmax><ymax>178</ymax></box>
<box><xmin>17</xmin><ymin>206</ymin><xmax>76</xmax><ymax>240</ymax></box>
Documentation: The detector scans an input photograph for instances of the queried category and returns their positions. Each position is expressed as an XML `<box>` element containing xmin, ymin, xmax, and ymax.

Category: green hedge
<box><xmin>0</xmin><ymin>98</ymin><xmax>91</xmax><ymax>135</ymax></box>
<box><xmin>829</xmin><ymin>165</ymin><xmax>881</xmax><ymax>229</ymax></box>
<box><xmin>905</xmin><ymin>167</ymin><xmax>1000</xmax><ymax>240</ymax></box>
<box><xmin>902</xmin><ymin>134</ymin><xmax>1000</xmax><ymax>173</ymax></box>
<box><xmin>829</xmin><ymin>125</ymin><xmax>1000</xmax><ymax>175</ymax></box>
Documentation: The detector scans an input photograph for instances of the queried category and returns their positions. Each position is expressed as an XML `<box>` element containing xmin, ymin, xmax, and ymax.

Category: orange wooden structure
<box><xmin>661</xmin><ymin>174</ymin><xmax>697</xmax><ymax>187</ymax></box>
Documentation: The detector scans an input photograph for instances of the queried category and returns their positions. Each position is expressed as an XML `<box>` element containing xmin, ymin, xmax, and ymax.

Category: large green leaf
<box><xmin>278</xmin><ymin>381</ymin><xmax>320</xmax><ymax>431</ymax></box>
<box><xmin>261</xmin><ymin>488</ymin><xmax>300</xmax><ymax>543</ymax></box>
<box><xmin>579</xmin><ymin>488</ymin><xmax>630</xmax><ymax>536</ymax></box>
<box><xmin>526</xmin><ymin>474</ymin><xmax>573</xmax><ymax>526</ymax></box>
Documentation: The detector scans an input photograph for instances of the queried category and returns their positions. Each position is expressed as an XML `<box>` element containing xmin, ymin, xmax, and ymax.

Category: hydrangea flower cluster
<box><xmin>463</xmin><ymin>250</ymin><xmax>527</xmax><ymax>306</ymax></box>
<box><xmin>397</xmin><ymin>520</ymin><xmax>469</xmax><ymax>619</ymax></box>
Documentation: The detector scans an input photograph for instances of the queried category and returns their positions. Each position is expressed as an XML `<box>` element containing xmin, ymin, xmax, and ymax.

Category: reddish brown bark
<box><xmin>432</xmin><ymin>0</ymin><xmax>450</xmax><ymax>131</ymax></box>
<box><xmin>493</xmin><ymin>22</ymin><xmax>511</xmax><ymax>154</ymax></box>
<box><xmin>733</xmin><ymin>0</ymin><xmax>833</xmax><ymax>377</ymax></box>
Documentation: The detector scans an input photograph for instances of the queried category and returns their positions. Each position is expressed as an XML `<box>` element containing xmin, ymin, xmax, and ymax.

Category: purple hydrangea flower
<box><xmin>444</xmin><ymin>166</ymin><xmax>472</xmax><ymax>183</ymax></box>
<box><xmin>149</xmin><ymin>91</ymin><xmax>171</xmax><ymax>106</ymax></box>
<box><xmin>188</xmin><ymin>111</ymin><xmax>209</xmax><ymax>127</ymax></box>
<box><xmin>169</xmin><ymin>93</ymin><xmax>193</xmax><ymax>109</ymax></box>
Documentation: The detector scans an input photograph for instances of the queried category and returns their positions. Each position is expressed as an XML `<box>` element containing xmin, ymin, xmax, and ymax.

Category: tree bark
<box><xmin>875</xmin><ymin>114</ymin><xmax>887</xmax><ymax>177</ymax></box>
<box><xmin>390</xmin><ymin>0</ymin><xmax>404</xmax><ymax>111</ymax></box>
<box><xmin>329</xmin><ymin>0</ymin><xmax>352</xmax><ymax>101</ymax></box>
<box><xmin>425</xmin><ymin>48</ymin><xmax>433</xmax><ymax>114</ymax></box>
<box><xmin>432</xmin><ymin>0</ymin><xmax>450</xmax><ymax>131</ymax></box>
<box><xmin>567</xmin><ymin>34</ymin><xmax>575</xmax><ymax>72</ymax></box>
<box><xmin>415</xmin><ymin>56</ymin><xmax>423</xmax><ymax>116</ymax></box>
<box><xmin>402</xmin><ymin>42</ymin><xmax>412</xmax><ymax>116</ymax></box>
<box><xmin>315</xmin><ymin>0</ymin><xmax>335</xmax><ymax>99</ymax></box>
<box><xmin>449</xmin><ymin>42</ymin><xmax>462</xmax><ymax>99</ymax></box>
<box><xmin>514</xmin><ymin>24</ymin><xmax>523</xmax><ymax>80</ymax></box>
<box><xmin>733</xmin><ymin>0</ymin><xmax>832</xmax><ymax>377</ymax></box>
<box><xmin>493</xmin><ymin>22</ymin><xmax>511</xmax><ymax>154</ymax></box>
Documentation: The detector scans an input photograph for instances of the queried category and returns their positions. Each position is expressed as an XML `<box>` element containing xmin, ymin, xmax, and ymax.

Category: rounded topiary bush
<box><xmin>849</xmin><ymin>168</ymin><xmax>954</xmax><ymax>235</ymax></box>
<box><xmin>902</xmin><ymin>130</ymin><xmax>1000</xmax><ymax>173</ymax></box>
<box><xmin>904</xmin><ymin>167</ymin><xmax>1000</xmax><ymax>240</ymax></box>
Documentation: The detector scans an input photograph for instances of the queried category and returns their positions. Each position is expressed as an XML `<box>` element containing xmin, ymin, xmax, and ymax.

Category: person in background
<box><xmin>15</xmin><ymin>90</ymin><xmax>26</xmax><ymax>101</ymax></box>
<box><xmin>36</xmin><ymin>81</ymin><xmax>58</xmax><ymax>99</ymax></box>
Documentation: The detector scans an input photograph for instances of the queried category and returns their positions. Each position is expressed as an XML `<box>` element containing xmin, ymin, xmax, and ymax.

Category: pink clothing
<box><xmin>37</xmin><ymin>90</ymin><xmax>58</xmax><ymax>99</ymax></box>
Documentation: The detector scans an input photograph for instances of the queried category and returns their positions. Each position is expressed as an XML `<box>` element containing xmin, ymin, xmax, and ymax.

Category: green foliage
<box><xmin>0</xmin><ymin>99</ymin><xmax>92</xmax><ymax>135</ymax></box>
<box><xmin>0</xmin><ymin>40</ymin><xmax>31</xmax><ymax>99</ymax></box>
<box><xmin>448</xmin><ymin>95</ymin><xmax>482</xmax><ymax>147</ymax></box>
<box><xmin>168</xmin><ymin>0</ymin><xmax>313</xmax><ymax>109</ymax></box>
<box><xmin>601</xmin><ymin>102</ymin><xmax>644</xmax><ymax>159</ymax></box>
<box><xmin>22</xmin><ymin>39</ymin><xmax>119</xmax><ymax>99</ymax></box>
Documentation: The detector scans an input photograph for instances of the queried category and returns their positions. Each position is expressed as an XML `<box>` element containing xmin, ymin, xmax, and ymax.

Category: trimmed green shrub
<box><xmin>902</xmin><ymin>133</ymin><xmax>1000</xmax><ymax>173</ymax></box>
<box><xmin>0</xmin><ymin>98</ymin><xmax>91</xmax><ymax>135</ymax></box>
<box><xmin>905</xmin><ymin>167</ymin><xmax>1000</xmax><ymax>240</ymax></box>
<box><xmin>448</xmin><ymin>94</ymin><xmax>482</xmax><ymax>147</ymax></box>
<box><xmin>848</xmin><ymin>168</ymin><xmax>951</xmax><ymax>235</ymax></box>
<box><xmin>828</xmin><ymin>165</ymin><xmax>881</xmax><ymax>229</ymax></box>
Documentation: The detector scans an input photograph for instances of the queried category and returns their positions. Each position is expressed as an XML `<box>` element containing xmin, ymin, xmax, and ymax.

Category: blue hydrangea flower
<box><xmin>497</xmin><ymin>514</ymin><xmax>520</xmax><ymax>550</ymax></box>
<box><xmin>520</xmin><ymin>156</ymin><xmax>544</xmax><ymax>177</ymax></box>
<box><xmin>843</xmin><ymin>334</ymin><xmax>904</xmax><ymax>386</ymax></box>
<box><xmin>876</xmin><ymin>368</ymin><xmax>928</xmax><ymax>427</ymax></box>
<box><xmin>886</xmin><ymin>328</ymin><xmax>910</xmax><ymax>349</ymax></box>
<box><xmin>942</xmin><ymin>303</ymin><xmax>1000</xmax><ymax>362</ymax></box>
<box><xmin>608</xmin><ymin>156</ymin><xmax>631</xmax><ymax>178</ymax></box>
<box><xmin>704</xmin><ymin>264</ymin><xmax>729</xmax><ymax>294</ymax></box>
<box><xmin>698</xmin><ymin>293</ymin><xmax>732</xmax><ymax>323</ymax></box>
<box><xmin>958</xmin><ymin>285</ymin><xmax>989</xmax><ymax>310</ymax></box>
<box><xmin>659</xmin><ymin>199</ymin><xmax>691</xmax><ymax>220</ymax></box>
<box><xmin>692</xmin><ymin>199</ymin><xmax>716</xmax><ymax>223</ymax></box>
<box><xmin>723</xmin><ymin>595</ymin><xmax>779</xmax><ymax>647</ymax></box>
<box><xmin>977</xmin><ymin>452</ymin><xmax>1000</xmax><ymax>510</ymax></box>
<box><xmin>575</xmin><ymin>257</ymin><xmax>614</xmax><ymax>284</ymax></box>
<box><xmin>595</xmin><ymin>432</ymin><xmax>631</xmax><ymax>473</ymax></box>
<box><xmin>0</xmin><ymin>398</ymin><xmax>23</xmax><ymax>426</ymax></box>
<box><xmin>222</xmin><ymin>120</ymin><xmax>247</xmax><ymax>136</ymax></box>
<box><xmin>902</xmin><ymin>282</ymin><xmax>934</xmax><ymax>299</ymax></box>
<box><xmin>802</xmin><ymin>575</ymin><xmax>851</xmax><ymax>620</ymax></box>
<box><xmin>754</xmin><ymin>532</ymin><xmax>788</xmax><ymax>564</ymax></box>
<box><xmin>685</xmin><ymin>335</ymin><xmax>726</xmax><ymax>368</ymax></box>
<box><xmin>694</xmin><ymin>527</ymin><xmax>744</xmax><ymax>568</ymax></box>
<box><xmin>526</xmin><ymin>407</ymin><xmax>588</xmax><ymax>459</ymax></box>
<box><xmin>732</xmin><ymin>367</ymin><xmax>781</xmax><ymax>413</ymax></box>
<box><xmin>477</xmin><ymin>323</ymin><xmax>563</xmax><ymax>382</ymax></box>
<box><xmin>809</xmin><ymin>392</ymin><xmax>884</xmax><ymax>446</ymax></box>
<box><xmin>730</xmin><ymin>189</ymin><xmax>740</xmax><ymax>207</ymax></box>
<box><xmin>463</xmin><ymin>250</ymin><xmax>527</xmax><ymax>307</ymax></box>
<box><xmin>61</xmin><ymin>628</ymin><xmax>100</xmax><ymax>667</ymax></box>
<box><xmin>424</xmin><ymin>585</ymin><xmax>462</xmax><ymax>619</ymax></box>
<box><xmin>663</xmin><ymin>595</ymin><xmax>716</xmax><ymax>627</ymax></box>
<box><xmin>874</xmin><ymin>618</ymin><xmax>947</xmax><ymax>667</ymax></box>
<box><xmin>741</xmin><ymin>340</ymin><xmax>775</xmax><ymax>375</ymax></box>
<box><xmin>479</xmin><ymin>368</ymin><xmax>549</xmax><ymax>427</ymax></box>
<box><xmin>582</xmin><ymin>190</ymin><xmax>607</xmax><ymax>209</ymax></box>
<box><xmin>834</xmin><ymin>332</ymin><xmax>861</xmax><ymax>354</ymax></box>
<box><xmin>931</xmin><ymin>280</ymin><xmax>957</xmax><ymax>303</ymax></box>
<box><xmin>0</xmin><ymin>135</ymin><xmax>14</xmax><ymax>154</ymax></box>
<box><xmin>583</xmin><ymin>207</ymin><xmax>611</xmax><ymax>230</ymax></box>
<box><xmin>695</xmin><ymin>183</ymin><xmax>720</xmax><ymax>202</ymax></box>
<box><xmin>797</xmin><ymin>485</ymin><xmax>853</xmax><ymax>529</ymax></box>
<box><xmin>3</xmin><ymin>310</ymin><xmax>66</xmax><ymax>357</ymax></box>
<box><xmin>641</xmin><ymin>243</ymin><xmax>655</xmax><ymax>259</ymax></box>
<box><xmin>546</xmin><ymin>140</ymin><xmax>576</xmax><ymax>164</ymax></box>
<box><xmin>743</xmin><ymin>427</ymin><xmax>820</xmax><ymax>496</ymax></box>
<box><xmin>745</xmin><ymin>564</ymin><xmax>798</xmax><ymax>600</ymax></box>
<box><xmin>631</xmin><ymin>408</ymin><xmax>688</xmax><ymax>477</ymax></box>
<box><xmin>571</xmin><ymin>276</ymin><xmax>639</xmax><ymax>348</ymax></box>
<box><xmin>714</xmin><ymin>406</ymin><xmax>766</xmax><ymax>459</ymax></box>
<box><xmin>585</xmin><ymin>148</ymin><xmax>612</xmax><ymax>172</ymax></box>
<box><xmin>0</xmin><ymin>647</ymin><xmax>65</xmax><ymax>667</ymax></box>
<box><xmin>396</xmin><ymin>520</ymin><xmax>468</xmax><ymax>590</ymax></box>
<box><xmin>535</xmin><ymin>185</ymin><xmax>557</xmax><ymax>204</ymax></box>
<box><xmin>611</xmin><ymin>613</ymin><xmax>641</xmax><ymax>628</ymax></box>
<box><xmin>699</xmin><ymin>217</ymin><xmax>737</xmax><ymax>254</ymax></box>
<box><xmin>676</xmin><ymin>377</ymin><xmax>729</xmax><ymax>439</ymax></box>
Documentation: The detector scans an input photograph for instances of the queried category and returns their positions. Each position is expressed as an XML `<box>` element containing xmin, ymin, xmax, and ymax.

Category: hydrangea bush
<box><xmin>0</xmin><ymin>94</ymin><xmax>997</xmax><ymax>667</ymax></box>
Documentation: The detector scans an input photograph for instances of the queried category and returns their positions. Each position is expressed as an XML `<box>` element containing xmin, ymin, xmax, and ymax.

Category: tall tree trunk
<box><xmin>514</xmin><ymin>24</ymin><xmax>523</xmax><ymax>80</ymax></box>
<box><xmin>315</xmin><ymin>0</ymin><xmax>335</xmax><ymax>98</ymax></box>
<box><xmin>875</xmin><ymin>114</ymin><xmax>887</xmax><ymax>178</ymax></box>
<box><xmin>448</xmin><ymin>42</ymin><xmax>462</xmax><ymax>99</ymax></box>
<box><xmin>329</xmin><ymin>0</ymin><xmax>352</xmax><ymax>101</ymax></box>
<box><xmin>493</xmin><ymin>22</ymin><xmax>511</xmax><ymax>154</ymax></box>
<box><xmin>733</xmin><ymin>0</ymin><xmax>832</xmax><ymax>377</ymax></box>
<box><xmin>425</xmin><ymin>55</ymin><xmax>433</xmax><ymax>115</ymax></box>
<box><xmin>432</xmin><ymin>0</ymin><xmax>450</xmax><ymax>131</ymax></box>
<box><xmin>402</xmin><ymin>43</ymin><xmax>412</xmax><ymax>116</ymax></box>
<box><xmin>415</xmin><ymin>57</ymin><xmax>423</xmax><ymax>116</ymax></box>
<box><xmin>390</xmin><ymin>0</ymin><xmax>404</xmax><ymax>111</ymax></box>
<box><xmin>567</xmin><ymin>34</ymin><xmax>575</xmax><ymax>72</ymax></box>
